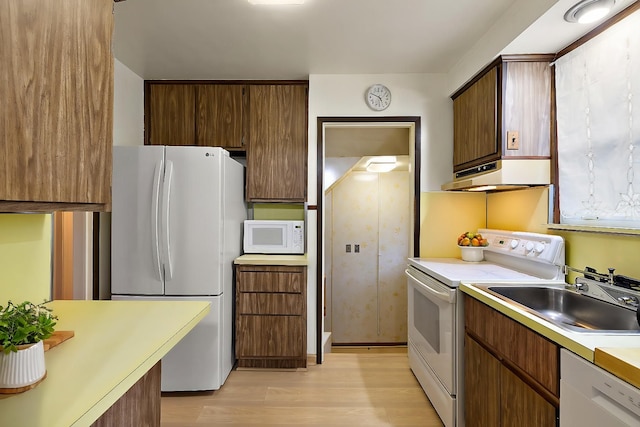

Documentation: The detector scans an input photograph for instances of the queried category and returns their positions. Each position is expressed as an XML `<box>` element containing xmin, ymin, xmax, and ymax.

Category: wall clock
<box><xmin>365</xmin><ymin>84</ymin><xmax>391</xmax><ymax>111</ymax></box>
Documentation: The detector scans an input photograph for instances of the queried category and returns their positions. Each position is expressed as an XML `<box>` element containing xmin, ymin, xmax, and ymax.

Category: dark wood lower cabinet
<box><xmin>235</xmin><ymin>265</ymin><xmax>307</xmax><ymax>368</ymax></box>
<box><xmin>501</xmin><ymin>364</ymin><xmax>557</xmax><ymax>427</ymax></box>
<box><xmin>465</xmin><ymin>296</ymin><xmax>559</xmax><ymax>427</ymax></box>
<box><xmin>465</xmin><ymin>335</ymin><xmax>501</xmax><ymax>427</ymax></box>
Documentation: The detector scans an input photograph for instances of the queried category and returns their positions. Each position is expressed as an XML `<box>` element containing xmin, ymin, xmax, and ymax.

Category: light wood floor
<box><xmin>161</xmin><ymin>347</ymin><xmax>444</xmax><ymax>426</ymax></box>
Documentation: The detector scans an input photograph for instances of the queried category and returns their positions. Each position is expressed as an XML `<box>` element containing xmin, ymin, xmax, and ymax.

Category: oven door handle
<box><xmin>406</xmin><ymin>269</ymin><xmax>456</xmax><ymax>304</ymax></box>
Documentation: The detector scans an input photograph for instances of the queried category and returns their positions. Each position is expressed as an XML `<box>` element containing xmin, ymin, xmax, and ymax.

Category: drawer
<box><xmin>236</xmin><ymin>265</ymin><xmax>305</xmax><ymax>293</ymax></box>
<box><xmin>236</xmin><ymin>315</ymin><xmax>305</xmax><ymax>358</ymax></box>
<box><xmin>238</xmin><ymin>292</ymin><xmax>304</xmax><ymax>315</ymax></box>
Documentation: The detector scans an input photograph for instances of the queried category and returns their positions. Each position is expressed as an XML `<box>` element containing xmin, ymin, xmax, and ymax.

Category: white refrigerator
<box><xmin>111</xmin><ymin>145</ymin><xmax>246</xmax><ymax>391</ymax></box>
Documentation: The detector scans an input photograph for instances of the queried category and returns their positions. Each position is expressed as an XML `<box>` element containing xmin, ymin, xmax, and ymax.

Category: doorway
<box><xmin>316</xmin><ymin>117</ymin><xmax>421</xmax><ymax>360</ymax></box>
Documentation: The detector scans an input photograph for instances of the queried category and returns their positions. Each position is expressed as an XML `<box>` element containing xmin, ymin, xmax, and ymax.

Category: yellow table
<box><xmin>0</xmin><ymin>300</ymin><xmax>209</xmax><ymax>426</ymax></box>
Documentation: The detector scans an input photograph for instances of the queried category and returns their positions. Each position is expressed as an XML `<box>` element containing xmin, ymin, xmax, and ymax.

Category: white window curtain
<box><xmin>555</xmin><ymin>10</ymin><xmax>640</xmax><ymax>228</ymax></box>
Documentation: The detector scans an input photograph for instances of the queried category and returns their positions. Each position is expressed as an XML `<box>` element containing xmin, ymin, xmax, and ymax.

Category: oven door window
<box><xmin>407</xmin><ymin>268</ymin><xmax>456</xmax><ymax>394</ymax></box>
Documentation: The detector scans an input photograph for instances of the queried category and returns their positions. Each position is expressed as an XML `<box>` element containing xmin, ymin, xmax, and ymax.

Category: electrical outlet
<box><xmin>507</xmin><ymin>131</ymin><xmax>519</xmax><ymax>150</ymax></box>
<box><xmin>354</xmin><ymin>244</ymin><xmax>360</xmax><ymax>253</ymax></box>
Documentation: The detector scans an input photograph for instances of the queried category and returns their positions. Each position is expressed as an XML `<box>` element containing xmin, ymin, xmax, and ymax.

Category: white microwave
<box><xmin>243</xmin><ymin>220</ymin><xmax>305</xmax><ymax>254</ymax></box>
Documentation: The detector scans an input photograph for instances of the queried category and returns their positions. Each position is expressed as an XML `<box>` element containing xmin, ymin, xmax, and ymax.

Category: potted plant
<box><xmin>0</xmin><ymin>301</ymin><xmax>57</xmax><ymax>391</ymax></box>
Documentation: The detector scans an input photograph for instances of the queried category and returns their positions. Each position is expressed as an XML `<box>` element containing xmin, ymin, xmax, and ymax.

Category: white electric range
<box><xmin>406</xmin><ymin>229</ymin><xmax>566</xmax><ymax>427</ymax></box>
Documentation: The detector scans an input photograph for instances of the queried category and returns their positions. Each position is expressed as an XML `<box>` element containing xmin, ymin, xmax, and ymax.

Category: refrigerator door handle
<box><xmin>151</xmin><ymin>160</ymin><xmax>164</xmax><ymax>282</ymax></box>
<box><xmin>161</xmin><ymin>160</ymin><xmax>174</xmax><ymax>281</ymax></box>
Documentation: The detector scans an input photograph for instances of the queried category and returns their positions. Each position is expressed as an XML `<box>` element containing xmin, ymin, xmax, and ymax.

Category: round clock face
<box><xmin>365</xmin><ymin>84</ymin><xmax>391</xmax><ymax>111</ymax></box>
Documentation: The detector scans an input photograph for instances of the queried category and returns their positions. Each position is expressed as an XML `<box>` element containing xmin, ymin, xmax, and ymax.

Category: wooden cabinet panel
<box><xmin>464</xmin><ymin>334</ymin><xmax>501</xmax><ymax>427</ymax></box>
<box><xmin>465</xmin><ymin>296</ymin><xmax>559</xmax><ymax>426</ymax></box>
<box><xmin>246</xmin><ymin>84</ymin><xmax>307</xmax><ymax>202</ymax></box>
<box><xmin>237</xmin><ymin>266</ymin><xmax>305</xmax><ymax>293</ymax></box>
<box><xmin>148</xmin><ymin>84</ymin><xmax>196</xmax><ymax>146</ymax></box>
<box><xmin>500</xmin><ymin>311</ymin><xmax>559</xmax><ymax>396</ymax></box>
<box><xmin>501</xmin><ymin>365</ymin><xmax>557</xmax><ymax>427</ymax></box>
<box><xmin>0</xmin><ymin>0</ymin><xmax>113</xmax><ymax>211</ymax></box>
<box><xmin>236</xmin><ymin>315</ymin><xmax>305</xmax><ymax>358</ymax></box>
<box><xmin>465</xmin><ymin>296</ymin><xmax>559</xmax><ymax>397</ymax></box>
<box><xmin>451</xmin><ymin>55</ymin><xmax>553</xmax><ymax>173</ymax></box>
<box><xmin>453</xmin><ymin>68</ymin><xmax>498</xmax><ymax>169</ymax></box>
<box><xmin>196</xmin><ymin>85</ymin><xmax>246</xmax><ymax>149</ymax></box>
<box><xmin>235</xmin><ymin>265</ymin><xmax>307</xmax><ymax>368</ymax></box>
<box><xmin>145</xmin><ymin>81</ymin><xmax>308</xmax><ymax>201</ymax></box>
<box><xmin>238</xmin><ymin>293</ymin><xmax>303</xmax><ymax>315</ymax></box>
<box><xmin>503</xmin><ymin>61</ymin><xmax>552</xmax><ymax>158</ymax></box>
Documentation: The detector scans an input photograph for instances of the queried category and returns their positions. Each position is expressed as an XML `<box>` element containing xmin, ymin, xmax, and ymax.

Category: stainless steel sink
<box><xmin>481</xmin><ymin>286</ymin><xmax>640</xmax><ymax>333</ymax></box>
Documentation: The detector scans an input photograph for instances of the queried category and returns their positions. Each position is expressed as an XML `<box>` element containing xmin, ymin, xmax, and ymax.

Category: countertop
<box><xmin>234</xmin><ymin>254</ymin><xmax>308</xmax><ymax>266</ymax></box>
<box><xmin>594</xmin><ymin>348</ymin><xmax>640</xmax><ymax>389</ymax></box>
<box><xmin>0</xmin><ymin>299</ymin><xmax>209</xmax><ymax>427</ymax></box>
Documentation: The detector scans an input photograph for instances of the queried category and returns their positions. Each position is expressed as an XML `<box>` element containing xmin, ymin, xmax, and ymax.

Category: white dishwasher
<box><xmin>561</xmin><ymin>349</ymin><xmax>640</xmax><ymax>426</ymax></box>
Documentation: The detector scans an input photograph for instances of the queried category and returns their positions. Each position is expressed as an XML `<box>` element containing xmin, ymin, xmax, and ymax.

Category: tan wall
<box><xmin>419</xmin><ymin>192</ymin><xmax>486</xmax><ymax>258</ymax></box>
<box><xmin>0</xmin><ymin>214</ymin><xmax>52</xmax><ymax>303</ymax></box>
<box><xmin>487</xmin><ymin>186</ymin><xmax>640</xmax><ymax>281</ymax></box>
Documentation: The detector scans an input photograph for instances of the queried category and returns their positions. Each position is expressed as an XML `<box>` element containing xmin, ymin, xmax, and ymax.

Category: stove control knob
<box><xmin>534</xmin><ymin>242</ymin><xmax>545</xmax><ymax>254</ymax></box>
<box><xmin>525</xmin><ymin>241</ymin><xmax>534</xmax><ymax>253</ymax></box>
<box><xmin>510</xmin><ymin>239</ymin><xmax>519</xmax><ymax>249</ymax></box>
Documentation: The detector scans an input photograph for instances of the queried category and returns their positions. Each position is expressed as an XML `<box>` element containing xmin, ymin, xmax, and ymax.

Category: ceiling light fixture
<box><xmin>248</xmin><ymin>0</ymin><xmax>305</xmax><ymax>5</ymax></box>
<box><xmin>564</xmin><ymin>0</ymin><xmax>615</xmax><ymax>24</ymax></box>
<box><xmin>366</xmin><ymin>156</ymin><xmax>397</xmax><ymax>173</ymax></box>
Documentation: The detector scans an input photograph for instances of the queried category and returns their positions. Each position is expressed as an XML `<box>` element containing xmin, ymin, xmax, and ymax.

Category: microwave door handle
<box><xmin>406</xmin><ymin>269</ymin><xmax>455</xmax><ymax>303</ymax></box>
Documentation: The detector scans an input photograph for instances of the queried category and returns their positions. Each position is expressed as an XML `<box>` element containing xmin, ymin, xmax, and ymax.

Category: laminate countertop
<box><xmin>234</xmin><ymin>254</ymin><xmax>308</xmax><ymax>266</ymax></box>
<box><xmin>0</xmin><ymin>299</ymin><xmax>209</xmax><ymax>427</ymax></box>
<box><xmin>461</xmin><ymin>283</ymin><xmax>640</xmax><ymax>391</ymax></box>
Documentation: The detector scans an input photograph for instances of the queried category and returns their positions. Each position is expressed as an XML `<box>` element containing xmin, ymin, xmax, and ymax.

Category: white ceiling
<box><xmin>113</xmin><ymin>0</ymin><xmax>637</xmax><ymax>87</ymax></box>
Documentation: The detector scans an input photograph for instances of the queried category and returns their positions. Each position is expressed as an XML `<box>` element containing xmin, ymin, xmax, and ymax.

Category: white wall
<box><xmin>114</xmin><ymin>59</ymin><xmax>145</xmax><ymax>146</ymax></box>
<box><xmin>309</xmin><ymin>73</ymin><xmax>453</xmax><ymax>200</ymax></box>
<box><xmin>446</xmin><ymin>0</ymin><xmax>558</xmax><ymax>95</ymax></box>
<box><xmin>324</xmin><ymin>157</ymin><xmax>360</xmax><ymax>190</ymax></box>
<box><xmin>306</xmin><ymin>73</ymin><xmax>453</xmax><ymax>354</ymax></box>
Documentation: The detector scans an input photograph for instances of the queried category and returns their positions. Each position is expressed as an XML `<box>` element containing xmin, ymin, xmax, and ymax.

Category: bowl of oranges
<box><xmin>457</xmin><ymin>231</ymin><xmax>489</xmax><ymax>262</ymax></box>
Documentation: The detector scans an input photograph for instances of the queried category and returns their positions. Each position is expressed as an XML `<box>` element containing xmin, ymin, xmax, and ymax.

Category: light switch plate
<box><xmin>507</xmin><ymin>131</ymin><xmax>519</xmax><ymax>150</ymax></box>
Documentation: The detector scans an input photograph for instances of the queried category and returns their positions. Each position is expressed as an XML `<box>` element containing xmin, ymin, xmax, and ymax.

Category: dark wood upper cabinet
<box><xmin>452</xmin><ymin>55</ymin><xmax>553</xmax><ymax>173</ymax></box>
<box><xmin>145</xmin><ymin>81</ymin><xmax>308</xmax><ymax>202</ymax></box>
<box><xmin>196</xmin><ymin>84</ymin><xmax>246</xmax><ymax>149</ymax></box>
<box><xmin>146</xmin><ymin>82</ymin><xmax>246</xmax><ymax>150</ymax></box>
<box><xmin>246</xmin><ymin>84</ymin><xmax>308</xmax><ymax>202</ymax></box>
<box><xmin>0</xmin><ymin>0</ymin><xmax>114</xmax><ymax>212</ymax></box>
<box><xmin>147</xmin><ymin>84</ymin><xmax>197</xmax><ymax>146</ymax></box>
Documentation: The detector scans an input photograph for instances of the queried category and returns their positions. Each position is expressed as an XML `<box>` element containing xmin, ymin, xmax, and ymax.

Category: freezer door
<box><xmin>111</xmin><ymin>146</ymin><xmax>166</xmax><ymax>295</ymax></box>
<box><xmin>163</xmin><ymin>146</ymin><xmax>224</xmax><ymax>296</ymax></box>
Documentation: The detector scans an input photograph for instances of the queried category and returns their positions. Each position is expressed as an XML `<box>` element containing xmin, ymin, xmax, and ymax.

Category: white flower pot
<box><xmin>0</xmin><ymin>340</ymin><xmax>46</xmax><ymax>389</ymax></box>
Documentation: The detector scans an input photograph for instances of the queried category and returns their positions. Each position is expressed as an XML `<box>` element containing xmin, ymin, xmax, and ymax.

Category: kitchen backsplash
<box><xmin>419</xmin><ymin>185</ymin><xmax>640</xmax><ymax>282</ymax></box>
<box><xmin>252</xmin><ymin>203</ymin><xmax>306</xmax><ymax>221</ymax></box>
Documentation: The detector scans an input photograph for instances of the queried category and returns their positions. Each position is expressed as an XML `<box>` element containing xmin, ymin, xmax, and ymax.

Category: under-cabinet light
<box><xmin>467</xmin><ymin>185</ymin><xmax>497</xmax><ymax>192</ymax></box>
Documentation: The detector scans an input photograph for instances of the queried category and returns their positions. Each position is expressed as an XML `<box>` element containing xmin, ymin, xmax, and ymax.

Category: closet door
<box><xmin>331</xmin><ymin>172</ymin><xmax>379</xmax><ymax>344</ymax></box>
<box><xmin>377</xmin><ymin>171</ymin><xmax>410</xmax><ymax>342</ymax></box>
<box><xmin>330</xmin><ymin>171</ymin><xmax>410</xmax><ymax>344</ymax></box>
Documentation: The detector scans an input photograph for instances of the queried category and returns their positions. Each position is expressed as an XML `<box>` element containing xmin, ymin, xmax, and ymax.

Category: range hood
<box><xmin>441</xmin><ymin>159</ymin><xmax>550</xmax><ymax>191</ymax></box>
